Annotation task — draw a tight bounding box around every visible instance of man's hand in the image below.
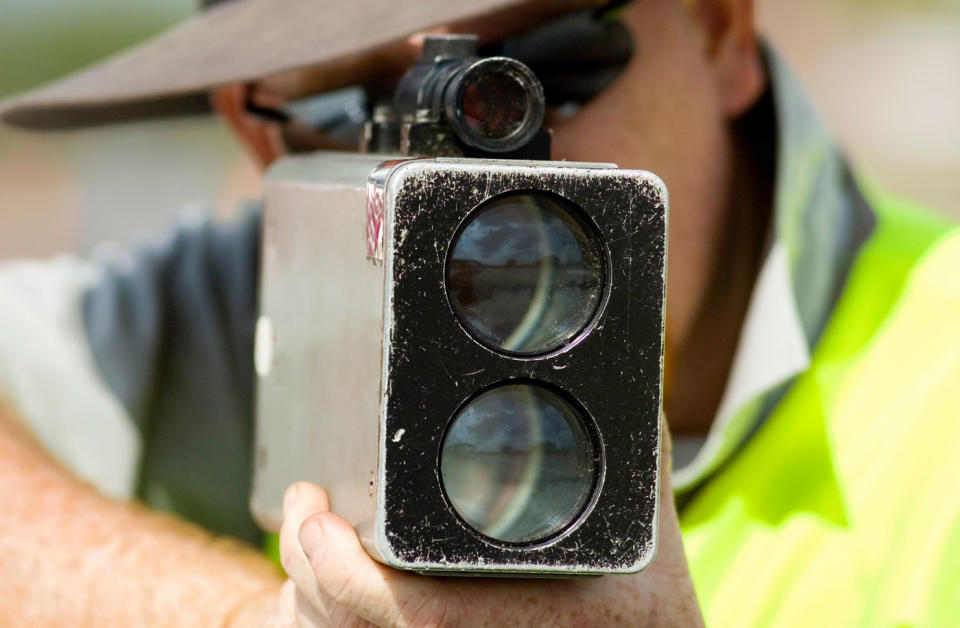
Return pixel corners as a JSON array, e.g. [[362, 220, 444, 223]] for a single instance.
[[270, 424, 703, 627]]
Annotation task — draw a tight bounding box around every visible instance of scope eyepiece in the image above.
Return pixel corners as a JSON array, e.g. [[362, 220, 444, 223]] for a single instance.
[[383, 35, 549, 158], [444, 58, 545, 154]]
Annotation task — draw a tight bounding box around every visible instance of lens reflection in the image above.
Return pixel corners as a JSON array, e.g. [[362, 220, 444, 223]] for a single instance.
[[446, 192, 604, 356], [460, 70, 529, 141], [440, 383, 596, 544]]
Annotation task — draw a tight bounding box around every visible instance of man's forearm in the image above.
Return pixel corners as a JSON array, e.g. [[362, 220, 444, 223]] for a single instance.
[[0, 402, 283, 626]]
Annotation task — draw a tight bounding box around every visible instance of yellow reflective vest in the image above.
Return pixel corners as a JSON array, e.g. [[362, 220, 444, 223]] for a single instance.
[[681, 194, 960, 627]]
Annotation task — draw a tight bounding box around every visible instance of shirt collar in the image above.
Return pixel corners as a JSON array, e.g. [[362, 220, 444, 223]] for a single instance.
[[672, 47, 876, 491]]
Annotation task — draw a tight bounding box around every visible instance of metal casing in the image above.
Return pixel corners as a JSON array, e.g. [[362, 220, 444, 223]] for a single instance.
[[251, 152, 395, 534], [251, 152, 667, 576]]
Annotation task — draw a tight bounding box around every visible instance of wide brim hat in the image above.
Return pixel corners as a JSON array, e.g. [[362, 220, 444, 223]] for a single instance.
[[0, 0, 598, 130]]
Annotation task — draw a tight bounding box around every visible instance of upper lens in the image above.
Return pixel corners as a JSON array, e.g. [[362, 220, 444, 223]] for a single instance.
[[446, 192, 605, 356], [440, 383, 597, 544]]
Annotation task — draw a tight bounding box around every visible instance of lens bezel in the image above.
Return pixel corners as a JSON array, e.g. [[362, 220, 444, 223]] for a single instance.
[[438, 378, 605, 549], [444, 189, 611, 359], [378, 160, 666, 574]]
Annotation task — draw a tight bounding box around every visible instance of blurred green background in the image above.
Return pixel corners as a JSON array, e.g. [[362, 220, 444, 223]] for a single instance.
[[0, 1, 193, 99], [0, 0, 958, 257], [0, 0, 257, 258]]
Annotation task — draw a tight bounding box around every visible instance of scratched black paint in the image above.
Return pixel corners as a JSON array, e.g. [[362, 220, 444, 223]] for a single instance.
[[381, 162, 666, 574]]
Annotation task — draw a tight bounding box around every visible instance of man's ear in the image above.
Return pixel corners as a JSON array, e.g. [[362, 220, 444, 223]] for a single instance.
[[690, 0, 766, 118], [209, 85, 286, 169]]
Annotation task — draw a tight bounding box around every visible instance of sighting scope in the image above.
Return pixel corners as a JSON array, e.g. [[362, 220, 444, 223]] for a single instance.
[[364, 35, 550, 159]]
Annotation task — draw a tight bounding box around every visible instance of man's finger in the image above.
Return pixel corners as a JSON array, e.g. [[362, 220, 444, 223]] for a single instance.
[[279, 482, 331, 596], [263, 579, 299, 628], [282, 481, 331, 519], [294, 585, 368, 628], [296, 512, 465, 627]]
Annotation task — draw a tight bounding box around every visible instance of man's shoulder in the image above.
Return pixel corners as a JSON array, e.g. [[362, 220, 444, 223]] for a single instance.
[[682, 192, 960, 627], [838, 189, 959, 333], [866, 190, 958, 261]]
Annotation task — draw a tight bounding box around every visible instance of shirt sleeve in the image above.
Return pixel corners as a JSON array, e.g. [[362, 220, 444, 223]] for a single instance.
[[0, 204, 262, 543], [82, 205, 262, 542], [0, 255, 140, 499]]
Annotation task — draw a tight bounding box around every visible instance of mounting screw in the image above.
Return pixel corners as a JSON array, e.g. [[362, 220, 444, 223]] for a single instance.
[[422, 34, 478, 60]]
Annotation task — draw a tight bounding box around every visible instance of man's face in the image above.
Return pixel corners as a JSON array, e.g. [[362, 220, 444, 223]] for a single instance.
[[548, 0, 748, 344], [231, 0, 757, 339], [246, 0, 738, 197], [551, 0, 733, 244]]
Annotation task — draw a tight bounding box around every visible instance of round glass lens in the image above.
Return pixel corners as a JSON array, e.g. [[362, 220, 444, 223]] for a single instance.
[[446, 192, 605, 355], [460, 69, 529, 141], [440, 383, 597, 544]]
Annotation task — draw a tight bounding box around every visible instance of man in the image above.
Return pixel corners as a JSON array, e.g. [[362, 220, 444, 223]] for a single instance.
[[1, 0, 957, 625]]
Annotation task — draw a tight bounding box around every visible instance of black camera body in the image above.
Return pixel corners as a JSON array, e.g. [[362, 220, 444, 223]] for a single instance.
[[250, 36, 667, 576]]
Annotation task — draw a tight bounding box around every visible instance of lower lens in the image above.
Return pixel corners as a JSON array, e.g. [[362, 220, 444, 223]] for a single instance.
[[440, 383, 597, 544]]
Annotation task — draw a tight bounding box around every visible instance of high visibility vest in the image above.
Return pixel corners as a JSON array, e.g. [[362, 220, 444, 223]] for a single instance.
[[681, 195, 960, 627]]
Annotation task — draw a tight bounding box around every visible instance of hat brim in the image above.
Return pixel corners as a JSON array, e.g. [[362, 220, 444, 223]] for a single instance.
[[0, 0, 594, 130]]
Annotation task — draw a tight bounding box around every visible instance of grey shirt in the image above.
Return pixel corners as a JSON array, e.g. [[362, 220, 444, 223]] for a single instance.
[[83, 206, 262, 542]]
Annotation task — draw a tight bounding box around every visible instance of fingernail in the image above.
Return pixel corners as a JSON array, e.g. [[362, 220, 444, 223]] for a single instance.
[[299, 517, 324, 559], [282, 483, 299, 515]]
